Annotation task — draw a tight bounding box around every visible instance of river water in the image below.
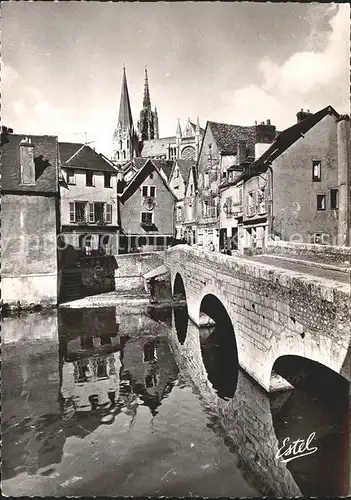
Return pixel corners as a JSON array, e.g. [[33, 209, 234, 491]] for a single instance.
[[2, 305, 349, 497]]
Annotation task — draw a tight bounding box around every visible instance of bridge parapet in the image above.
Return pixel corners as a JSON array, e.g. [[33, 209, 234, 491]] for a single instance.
[[165, 245, 350, 391], [266, 240, 351, 266]]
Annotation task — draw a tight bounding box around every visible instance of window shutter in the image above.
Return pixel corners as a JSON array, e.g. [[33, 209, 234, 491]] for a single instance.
[[89, 203, 95, 223], [69, 202, 75, 222], [106, 204, 112, 223]]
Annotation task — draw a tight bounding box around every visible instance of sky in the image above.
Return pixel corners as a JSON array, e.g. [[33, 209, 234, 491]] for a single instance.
[[2, 2, 350, 158]]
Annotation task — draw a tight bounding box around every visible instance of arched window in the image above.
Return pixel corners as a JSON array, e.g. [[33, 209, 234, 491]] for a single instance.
[[116, 151, 120, 160], [119, 140, 122, 149], [127, 139, 130, 149], [123, 151, 126, 160]]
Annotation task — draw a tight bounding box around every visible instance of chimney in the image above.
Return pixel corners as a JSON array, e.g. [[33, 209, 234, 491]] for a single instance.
[[20, 137, 35, 185], [255, 119, 276, 159], [296, 108, 313, 123], [237, 140, 246, 165]]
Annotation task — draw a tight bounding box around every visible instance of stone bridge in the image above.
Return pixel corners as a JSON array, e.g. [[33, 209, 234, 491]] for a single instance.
[[164, 245, 350, 392]]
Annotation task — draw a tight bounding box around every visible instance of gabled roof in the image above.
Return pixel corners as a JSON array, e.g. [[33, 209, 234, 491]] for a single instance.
[[189, 122, 205, 135], [123, 157, 174, 181], [238, 105, 341, 183], [171, 159, 194, 184], [59, 142, 83, 163], [185, 164, 198, 194], [59, 143, 118, 173], [120, 159, 177, 203], [1, 134, 59, 193], [208, 121, 256, 156]]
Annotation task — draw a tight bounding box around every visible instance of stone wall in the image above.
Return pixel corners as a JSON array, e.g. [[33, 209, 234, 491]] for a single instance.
[[165, 245, 350, 391], [114, 252, 165, 293], [79, 256, 117, 296], [266, 240, 351, 265], [1, 194, 58, 307]]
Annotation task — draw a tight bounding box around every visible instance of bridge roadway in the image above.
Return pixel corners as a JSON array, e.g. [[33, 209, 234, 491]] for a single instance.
[[237, 253, 350, 284], [164, 245, 350, 392]]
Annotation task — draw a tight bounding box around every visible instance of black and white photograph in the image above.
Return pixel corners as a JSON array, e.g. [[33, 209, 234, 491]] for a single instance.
[[1, 1, 350, 497]]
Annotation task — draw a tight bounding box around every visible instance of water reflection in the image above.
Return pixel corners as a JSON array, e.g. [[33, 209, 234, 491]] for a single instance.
[[2, 306, 349, 497], [168, 309, 349, 497], [2, 307, 178, 481]]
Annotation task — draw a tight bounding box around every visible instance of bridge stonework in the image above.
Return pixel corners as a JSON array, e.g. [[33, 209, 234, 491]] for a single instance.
[[165, 245, 350, 391]]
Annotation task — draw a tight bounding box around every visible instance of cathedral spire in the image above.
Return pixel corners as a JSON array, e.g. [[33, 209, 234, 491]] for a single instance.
[[118, 66, 133, 131], [143, 65, 151, 108]]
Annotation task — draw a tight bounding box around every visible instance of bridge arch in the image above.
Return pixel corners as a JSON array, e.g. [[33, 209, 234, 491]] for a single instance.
[[198, 294, 239, 399]]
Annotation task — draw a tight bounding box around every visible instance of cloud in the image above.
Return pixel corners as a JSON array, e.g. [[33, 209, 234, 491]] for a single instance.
[[229, 4, 349, 127]]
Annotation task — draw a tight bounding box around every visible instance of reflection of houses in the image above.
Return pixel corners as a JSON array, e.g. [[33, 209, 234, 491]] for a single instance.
[[61, 352, 121, 412], [235, 106, 350, 251], [118, 159, 176, 252], [1, 132, 60, 306], [59, 142, 120, 255]]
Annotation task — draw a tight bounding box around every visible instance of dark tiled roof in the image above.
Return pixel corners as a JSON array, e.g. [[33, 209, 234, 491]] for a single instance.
[[60, 143, 117, 173], [176, 159, 195, 183], [154, 159, 174, 180], [1, 134, 58, 193], [208, 121, 256, 156], [120, 159, 176, 203], [59, 142, 83, 163], [239, 105, 341, 183]]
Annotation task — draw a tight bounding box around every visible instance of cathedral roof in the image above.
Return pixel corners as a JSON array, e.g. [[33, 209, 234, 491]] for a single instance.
[[208, 121, 256, 156], [117, 67, 134, 131], [141, 136, 176, 157]]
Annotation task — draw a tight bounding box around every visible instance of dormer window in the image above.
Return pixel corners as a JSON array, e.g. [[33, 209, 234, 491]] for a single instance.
[[86, 171, 94, 186], [67, 169, 75, 185]]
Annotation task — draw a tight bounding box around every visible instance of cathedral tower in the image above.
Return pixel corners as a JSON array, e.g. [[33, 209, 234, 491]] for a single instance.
[[137, 67, 159, 141], [112, 66, 138, 164]]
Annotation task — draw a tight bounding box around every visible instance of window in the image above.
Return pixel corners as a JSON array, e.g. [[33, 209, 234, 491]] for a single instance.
[[119, 140, 122, 149], [127, 139, 130, 149], [258, 187, 266, 214], [71, 202, 86, 223], [312, 160, 321, 182], [67, 169, 75, 185], [141, 212, 153, 224], [204, 172, 209, 188], [104, 173, 111, 188], [225, 197, 232, 217], [330, 189, 339, 210], [105, 204, 112, 223], [175, 168, 179, 178], [314, 232, 328, 244], [89, 203, 95, 223], [149, 173, 154, 179], [190, 184, 194, 196], [95, 202, 105, 223], [176, 206, 182, 221], [116, 151, 120, 160], [142, 186, 156, 197], [317, 194, 326, 210], [86, 171, 94, 186], [222, 171, 227, 180], [247, 191, 255, 216], [123, 151, 126, 160]]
